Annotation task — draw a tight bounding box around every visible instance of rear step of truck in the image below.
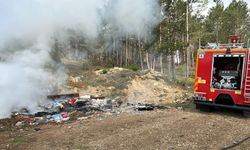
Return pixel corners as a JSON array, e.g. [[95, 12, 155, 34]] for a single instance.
[[244, 50, 250, 103]]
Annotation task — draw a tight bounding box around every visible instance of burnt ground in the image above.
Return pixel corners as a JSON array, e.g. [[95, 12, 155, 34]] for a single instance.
[[0, 107, 250, 150]]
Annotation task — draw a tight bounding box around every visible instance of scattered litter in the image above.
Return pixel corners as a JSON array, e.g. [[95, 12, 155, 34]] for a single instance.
[[15, 121, 24, 127], [51, 112, 69, 123], [51, 114, 62, 123], [127, 103, 167, 111], [24, 118, 33, 123], [12, 93, 121, 126], [77, 117, 88, 120], [69, 97, 77, 105], [12, 92, 170, 127], [34, 117, 47, 124], [80, 95, 91, 99], [135, 104, 155, 111], [90, 96, 105, 99]]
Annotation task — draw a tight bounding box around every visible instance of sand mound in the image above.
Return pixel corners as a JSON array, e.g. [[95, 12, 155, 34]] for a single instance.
[[127, 72, 191, 104]]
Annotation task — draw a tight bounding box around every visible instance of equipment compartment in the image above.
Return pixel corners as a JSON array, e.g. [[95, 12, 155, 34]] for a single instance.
[[211, 55, 244, 90]]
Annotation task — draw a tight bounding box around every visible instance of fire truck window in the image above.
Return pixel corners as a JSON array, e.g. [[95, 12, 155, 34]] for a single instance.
[[212, 57, 243, 90]]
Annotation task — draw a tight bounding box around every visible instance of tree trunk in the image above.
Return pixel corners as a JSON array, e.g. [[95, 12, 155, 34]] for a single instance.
[[186, 1, 190, 78], [167, 55, 171, 80], [160, 53, 163, 74], [159, 23, 163, 73], [153, 54, 156, 71], [191, 44, 195, 74], [150, 54, 153, 71], [171, 51, 176, 81], [120, 44, 123, 67], [125, 34, 128, 66], [186, 45, 190, 78], [146, 52, 150, 70], [115, 40, 119, 66], [138, 33, 144, 70]]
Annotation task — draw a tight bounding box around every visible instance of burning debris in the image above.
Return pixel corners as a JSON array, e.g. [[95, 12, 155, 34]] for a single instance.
[[127, 103, 155, 111], [10, 92, 169, 127], [12, 93, 112, 126]]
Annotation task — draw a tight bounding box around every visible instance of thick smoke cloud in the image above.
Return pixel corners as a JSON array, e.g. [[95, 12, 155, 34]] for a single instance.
[[0, 43, 66, 117], [0, 0, 160, 118]]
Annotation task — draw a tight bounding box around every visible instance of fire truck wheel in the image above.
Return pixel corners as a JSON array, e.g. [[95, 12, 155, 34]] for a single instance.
[[196, 104, 214, 112]]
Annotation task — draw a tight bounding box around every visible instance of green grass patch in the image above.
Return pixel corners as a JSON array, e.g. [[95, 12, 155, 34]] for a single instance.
[[176, 77, 194, 87], [126, 64, 140, 71], [101, 69, 108, 74], [10, 136, 30, 145], [0, 127, 11, 132]]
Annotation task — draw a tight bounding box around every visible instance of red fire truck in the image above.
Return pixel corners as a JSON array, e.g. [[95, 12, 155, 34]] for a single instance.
[[194, 35, 250, 114]]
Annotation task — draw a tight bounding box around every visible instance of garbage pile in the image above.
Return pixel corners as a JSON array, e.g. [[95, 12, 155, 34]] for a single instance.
[[11, 92, 169, 127], [14, 93, 120, 127], [127, 103, 155, 111]]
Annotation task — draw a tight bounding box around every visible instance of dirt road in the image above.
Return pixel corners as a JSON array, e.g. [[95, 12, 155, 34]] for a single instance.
[[1, 108, 250, 150]]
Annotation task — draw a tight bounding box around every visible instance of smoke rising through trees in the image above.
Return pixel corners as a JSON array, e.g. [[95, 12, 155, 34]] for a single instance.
[[0, 0, 161, 118]]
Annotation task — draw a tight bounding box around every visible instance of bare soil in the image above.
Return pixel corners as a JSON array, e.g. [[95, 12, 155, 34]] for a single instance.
[[1, 108, 250, 150], [127, 72, 191, 104]]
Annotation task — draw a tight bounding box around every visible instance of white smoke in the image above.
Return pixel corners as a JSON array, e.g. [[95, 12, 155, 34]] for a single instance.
[[0, 42, 67, 118], [107, 0, 160, 35], [0, 0, 160, 118]]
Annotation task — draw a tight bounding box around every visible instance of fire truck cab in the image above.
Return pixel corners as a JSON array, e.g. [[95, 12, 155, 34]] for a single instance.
[[194, 35, 250, 113]]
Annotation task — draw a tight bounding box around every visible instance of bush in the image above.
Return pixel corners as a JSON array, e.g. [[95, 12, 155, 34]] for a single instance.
[[101, 69, 108, 74], [95, 66, 102, 71], [176, 77, 194, 88], [126, 64, 140, 71]]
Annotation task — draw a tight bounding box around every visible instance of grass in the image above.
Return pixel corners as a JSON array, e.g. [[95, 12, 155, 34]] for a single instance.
[[126, 64, 140, 71], [101, 69, 108, 74], [176, 77, 194, 89], [10, 136, 30, 145], [0, 127, 11, 132]]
